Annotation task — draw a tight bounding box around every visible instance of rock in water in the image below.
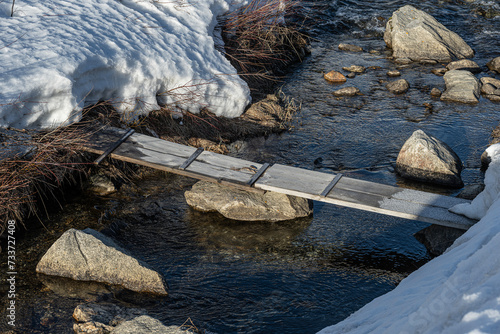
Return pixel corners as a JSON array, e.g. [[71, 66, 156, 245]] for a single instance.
[[185, 181, 313, 222], [324, 70, 347, 83], [446, 59, 481, 73], [440, 70, 480, 104], [386, 79, 410, 94], [338, 43, 363, 52], [384, 5, 474, 62], [110, 316, 189, 334], [36, 229, 167, 295], [487, 57, 500, 73], [395, 130, 463, 187], [332, 87, 361, 97]]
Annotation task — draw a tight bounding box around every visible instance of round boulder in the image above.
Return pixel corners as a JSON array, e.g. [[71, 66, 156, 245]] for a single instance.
[[384, 5, 474, 62], [184, 181, 313, 222], [395, 130, 463, 187]]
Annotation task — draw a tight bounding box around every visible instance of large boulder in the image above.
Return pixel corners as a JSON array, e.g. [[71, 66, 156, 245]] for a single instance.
[[384, 5, 474, 62], [440, 70, 480, 104], [36, 228, 167, 295], [395, 130, 463, 187], [185, 181, 313, 222]]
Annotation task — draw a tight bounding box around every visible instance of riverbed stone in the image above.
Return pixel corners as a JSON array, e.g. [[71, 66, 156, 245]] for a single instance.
[[414, 225, 465, 257], [184, 181, 313, 222], [446, 59, 481, 73], [395, 130, 463, 187], [333, 86, 361, 96], [73, 303, 147, 327], [430, 87, 442, 97], [440, 70, 480, 104], [86, 174, 117, 196], [431, 68, 447, 76], [36, 228, 167, 295], [324, 70, 347, 83], [387, 70, 401, 77], [386, 79, 409, 94], [384, 5, 474, 62], [338, 43, 363, 52], [110, 316, 189, 334], [342, 65, 366, 73], [487, 57, 500, 73]]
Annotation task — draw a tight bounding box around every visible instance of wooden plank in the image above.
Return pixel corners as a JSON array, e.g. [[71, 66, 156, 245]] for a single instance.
[[179, 147, 204, 170], [82, 128, 477, 229], [255, 164, 476, 229]]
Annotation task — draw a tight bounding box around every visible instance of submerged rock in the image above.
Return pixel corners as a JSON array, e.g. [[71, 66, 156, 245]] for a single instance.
[[342, 65, 366, 73], [184, 181, 313, 222], [480, 77, 500, 102], [395, 130, 463, 187], [387, 70, 401, 77], [333, 87, 361, 96], [111, 316, 189, 334], [440, 70, 480, 104], [73, 303, 147, 333], [338, 43, 363, 52], [384, 5, 474, 62], [414, 225, 465, 257], [386, 79, 409, 94], [36, 228, 167, 295]]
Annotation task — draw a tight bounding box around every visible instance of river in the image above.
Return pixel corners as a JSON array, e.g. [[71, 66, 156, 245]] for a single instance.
[[1, 0, 500, 333]]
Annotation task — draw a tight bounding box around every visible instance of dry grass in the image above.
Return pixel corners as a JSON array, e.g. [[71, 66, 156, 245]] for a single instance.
[[0, 124, 96, 226], [219, 0, 310, 95]]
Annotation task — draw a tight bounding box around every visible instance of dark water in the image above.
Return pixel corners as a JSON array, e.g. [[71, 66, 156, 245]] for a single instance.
[[2, 1, 500, 333]]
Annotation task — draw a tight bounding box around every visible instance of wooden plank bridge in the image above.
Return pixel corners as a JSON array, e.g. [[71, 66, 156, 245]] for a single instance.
[[82, 127, 477, 230]]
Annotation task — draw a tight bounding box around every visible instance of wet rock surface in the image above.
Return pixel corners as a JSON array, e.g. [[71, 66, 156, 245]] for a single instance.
[[414, 225, 465, 257], [386, 79, 409, 94]]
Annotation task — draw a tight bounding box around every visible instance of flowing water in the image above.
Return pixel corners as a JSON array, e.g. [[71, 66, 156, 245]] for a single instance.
[[2, 1, 500, 333]]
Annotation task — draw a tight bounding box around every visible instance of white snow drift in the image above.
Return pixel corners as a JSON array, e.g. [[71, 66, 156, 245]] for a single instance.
[[318, 144, 500, 334], [0, 0, 251, 129]]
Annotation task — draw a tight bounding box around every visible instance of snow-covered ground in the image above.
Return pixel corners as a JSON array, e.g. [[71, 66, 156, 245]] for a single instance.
[[0, 0, 250, 129], [318, 144, 500, 334]]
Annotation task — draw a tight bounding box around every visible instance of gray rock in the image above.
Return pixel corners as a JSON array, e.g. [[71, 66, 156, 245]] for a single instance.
[[74, 321, 113, 334], [346, 72, 356, 79], [384, 5, 474, 62], [387, 70, 401, 77], [342, 65, 366, 73], [110, 315, 190, 334], [487, 57, 500, 73], [446, 59, 481, 73], [87, 174, 116, 196], [36, 229, 167, 295], [482, 83, 497, 95], [394, 57, 413, 64], [73, 303, 147, 326], [338, 43, 363, 52], [430, 87, 442, 97], [414, 225, 465, 257], [485, 94, 500, 102], [395, 129, 463, 187], [480, 77, 500, 88], [386, 79, 410, 94], [440, 70, 480, 104], [419, 59, 438, 65], [333, 87, 361, 96], [185, 181, 313, 222]]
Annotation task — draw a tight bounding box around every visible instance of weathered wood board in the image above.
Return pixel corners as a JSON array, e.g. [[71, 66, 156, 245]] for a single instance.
[[82, 127, 478, 230]]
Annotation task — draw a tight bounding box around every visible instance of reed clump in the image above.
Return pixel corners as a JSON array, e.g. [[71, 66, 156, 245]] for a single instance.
[[219, 0, 310, 95]]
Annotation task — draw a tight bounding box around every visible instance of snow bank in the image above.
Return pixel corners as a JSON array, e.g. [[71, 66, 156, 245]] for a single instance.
[[0, 0, 251, 129], [318, 143, 500, 334]]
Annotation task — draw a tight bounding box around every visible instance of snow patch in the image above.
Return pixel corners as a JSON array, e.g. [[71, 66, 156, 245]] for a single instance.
[[318, 143, 500, 334], [0, 0, 251, 129]]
